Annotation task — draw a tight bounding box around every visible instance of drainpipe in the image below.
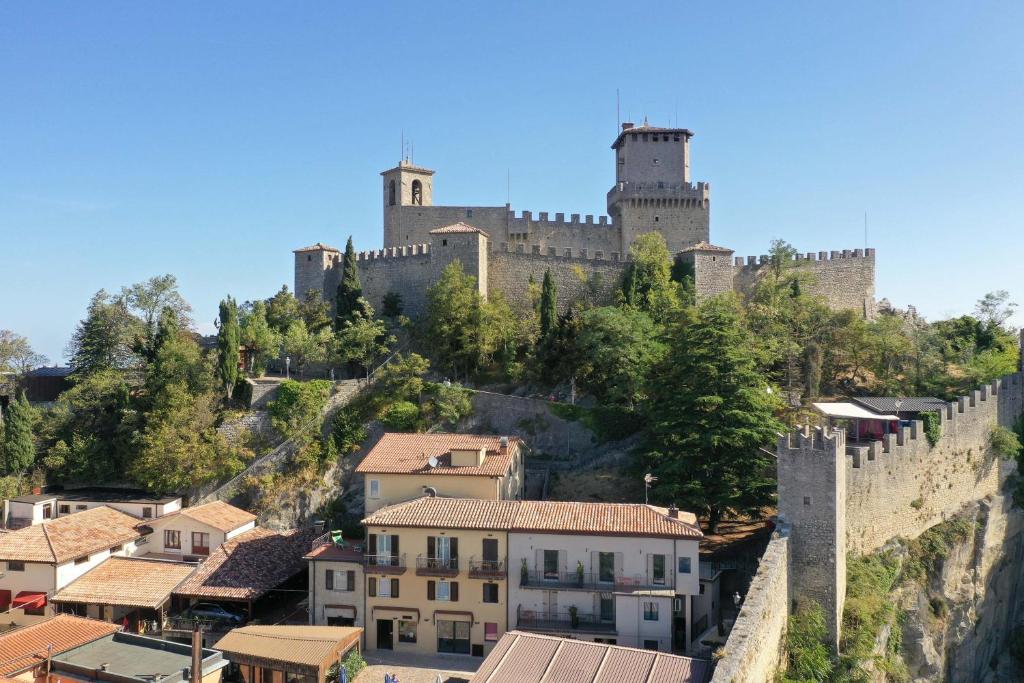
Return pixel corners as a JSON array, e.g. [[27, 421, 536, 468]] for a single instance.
[[190, 624, 202, 683]]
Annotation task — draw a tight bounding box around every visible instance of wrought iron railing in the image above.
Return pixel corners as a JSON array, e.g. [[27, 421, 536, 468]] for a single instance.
[[468, 557, 506, 578], [415, 555, 459, 574], [519, 569, 670, 592], [364, 552, 405, 568], [516, 605, 616, 633]]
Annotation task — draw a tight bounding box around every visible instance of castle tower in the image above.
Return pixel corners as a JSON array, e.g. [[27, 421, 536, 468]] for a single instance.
[[293, 242, 341, 301], [677, 241, 735, 302], [381, 161, 435, 248], [607, 121, 711, 255]]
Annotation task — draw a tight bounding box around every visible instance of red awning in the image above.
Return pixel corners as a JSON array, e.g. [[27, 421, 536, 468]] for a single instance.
[[0, 590, 10, 609], [13, 591, 47, 609]]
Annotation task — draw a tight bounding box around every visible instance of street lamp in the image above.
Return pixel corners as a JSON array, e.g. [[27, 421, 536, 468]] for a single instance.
[[644, 473, 657, 504], [285, 356, 291, 380]]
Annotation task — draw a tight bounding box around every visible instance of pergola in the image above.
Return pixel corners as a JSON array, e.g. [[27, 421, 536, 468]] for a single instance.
[[812, 402, 900, 444]]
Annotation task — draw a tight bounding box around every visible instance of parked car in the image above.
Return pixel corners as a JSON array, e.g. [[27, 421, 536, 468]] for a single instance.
[[181, 603, 244, 625]]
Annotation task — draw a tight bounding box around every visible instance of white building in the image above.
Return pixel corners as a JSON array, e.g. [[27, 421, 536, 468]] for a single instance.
[[2, 487, 181, 530], [141, 500, 256, 560]]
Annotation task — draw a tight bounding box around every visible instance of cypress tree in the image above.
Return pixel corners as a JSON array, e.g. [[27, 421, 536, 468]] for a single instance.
[[217, 296, 240, 398], [539, 269, 557, 340], [3, 392, 36, 474], [335, 236, 364, 330]]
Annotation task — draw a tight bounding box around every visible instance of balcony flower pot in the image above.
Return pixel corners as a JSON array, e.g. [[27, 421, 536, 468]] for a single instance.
[[520, 558, 529, 586], [576, 561, 585, 587], [569, 605, 579, 629]]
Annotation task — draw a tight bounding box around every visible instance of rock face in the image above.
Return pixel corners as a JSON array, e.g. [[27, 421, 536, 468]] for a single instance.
[[898, 494, 1024, 683]]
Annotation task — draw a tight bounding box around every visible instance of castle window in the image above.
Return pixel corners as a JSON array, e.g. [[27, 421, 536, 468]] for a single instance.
[[663, 135, 669, 141], [654, 217, 659, 222], [673, 135, 680, 141], [307, 255, 312, 262], [466, 209, 473, 218], [653, 159, 659, 165], [442, 239, 448, 246], [389, 179, 396, 206], [804, 496, 812, 506], [642, 133, 648, 141], [411, 179, 423, 205]]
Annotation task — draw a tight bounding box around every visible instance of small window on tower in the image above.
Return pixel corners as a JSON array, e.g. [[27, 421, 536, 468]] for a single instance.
[[654, 217, 659, 222], [467, 209, 473, 218], [653, 158, 659, 165], [443, 239, 448, 246], [307, 255, 312, 262], [673, 135, 680, 142], [411, 179, 423, 206], [663, 135, 669, 141], [389, 179, 396, 206]]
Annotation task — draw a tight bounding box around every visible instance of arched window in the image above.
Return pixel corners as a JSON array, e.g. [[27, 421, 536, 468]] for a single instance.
[[388, 180, 396, 206], [411, 179, 422, 206]]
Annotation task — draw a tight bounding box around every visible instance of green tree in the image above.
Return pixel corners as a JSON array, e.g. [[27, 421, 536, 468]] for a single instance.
[[576, 306, 665, 408], [282, 320, 330, 379], [539, 269, 557, 340], [3, 392, 37, 474], [300, 290, 333, 334], [336, 304, 394, 379], [122, 274, 192, 360], [375, 353, 430, 402], [216, 296, 241, 398], [335, 236, 365, 330], [265, 285, 302, 333], [0, 330, 47, 375], [430, 382, 473, 426], [268, 380, 333, 441], [642, 294, 783, 532], [424, 261, 485, 378], [67, 290, 143, 375], [382, 292, 404, 319], [620, 232, 679, 323], [147, 308, 214, 398], [240, 301, 282, 376]]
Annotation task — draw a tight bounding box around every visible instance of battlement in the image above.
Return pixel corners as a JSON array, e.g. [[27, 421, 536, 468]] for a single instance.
[[497, 242, 629, 262], [609, 180, 710, 198], [778, 424, 846, 454], [508, 209, 615, 227], [355, 243, 431, 262], [734, 247, 876, 268]]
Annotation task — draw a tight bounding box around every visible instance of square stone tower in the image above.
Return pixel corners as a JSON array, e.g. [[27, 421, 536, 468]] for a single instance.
[[607, 121, 711, 255], [381, 161, 435, 248]]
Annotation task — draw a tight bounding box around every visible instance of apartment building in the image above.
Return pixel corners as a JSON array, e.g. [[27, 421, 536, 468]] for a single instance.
[[2, 488, 181, 530], [305, 539, 365, 629], [141, 500, 256, 559], [355, 434, 524, 514], [350, 496, 703, 657]]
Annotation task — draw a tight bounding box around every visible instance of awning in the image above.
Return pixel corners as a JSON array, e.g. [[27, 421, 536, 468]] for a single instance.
[[0, 589, 11, 609], [371, 606, 419, 621], [433, 610, 474, 621], [812, 402, 899, 421], [13, 591, 47, 609], [325, 605, 357, 618]]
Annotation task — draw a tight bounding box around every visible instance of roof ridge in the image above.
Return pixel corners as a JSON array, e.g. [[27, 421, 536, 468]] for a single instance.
[[40, 521, 57, 562], [536, 637, 566, 683]]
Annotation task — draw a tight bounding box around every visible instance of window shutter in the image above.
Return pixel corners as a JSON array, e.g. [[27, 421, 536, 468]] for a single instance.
[[369, 535, 377, 556], [326, 569, 334, 590], [391, 535, 399, 558], [427, 580, 435, 601], [391, 579, 399, 598], [451, 581, 459, 602], [428, 536, 435, 558], [614, 552, 624, 578], [646, 554, 654, 582], [558, 550, 567, 573], [535, 549, 544, 571], [591, 551, 599, 574], [450, 537, 459, 561], [346, 570, 355, 591], [368, 577, 377, 597]]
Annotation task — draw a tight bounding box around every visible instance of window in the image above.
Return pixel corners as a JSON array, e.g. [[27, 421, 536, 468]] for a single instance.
[[164, 530, 181, 550], [75, 504, 87, 511], [598, 552, 615, 583], [398, 620, 417, 643], [58, 504, 70, 514], [644, 639, 659, 650], [411, 180, 423, 206], [42, 504, 52, 519], [369, 479, 380, 499], [652, 555, 666, 585], [429, 580, 458, 602], [23, 604, 45, 616], [654, 216, 660, 222], [484, 622, 498, 642], [653, 158, 659, 165], [110, 545, 123, 554], [326, 569, 355, 591], [466, 209, 473, 218], [543, 550, 559, 580], [644, 602, 659, 621], [804, 496, 811, 506], [142, 507, 153, 519], [442, 239, 448, 246], [388, 179, 396, 206], [7, 561, 25, 572], [192, 532, 210, 555], [678, 557, 691, 574], [599, 596, 614, 622], [699, 583, 706, 595], [482, 583, 498, 604], [378, 577, 392, 598], [74, 555, 89, 565]]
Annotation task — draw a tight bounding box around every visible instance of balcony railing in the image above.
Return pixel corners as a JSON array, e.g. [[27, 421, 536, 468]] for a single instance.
[[468, 557, 507, 579], [364, 553, 406, 574], [516, 606, 616, 634], [519, 569, 671, 592], [415, 555, 459, 576]]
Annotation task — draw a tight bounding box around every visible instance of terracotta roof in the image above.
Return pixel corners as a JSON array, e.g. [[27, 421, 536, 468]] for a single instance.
[[303, 544, 364, 562], [155, 501, 256, 533], [611, 123, 695, 149], [429, 222, 490, 237], [0, 506, 142, 563], [363, 498, 702, 539], [174, 527, 318, 601], [679, 241, 734, 254], [293, 243, 341, 253], [51, 557, 197, 609], [0, 615, 119, 675], [355, 433, 521, 477], [379, 162, 435, 176], [214, 626, 361, 668], [471, 631, 712, 683]]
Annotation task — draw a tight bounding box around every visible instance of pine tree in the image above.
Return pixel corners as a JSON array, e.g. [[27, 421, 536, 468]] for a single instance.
[[3, 392, 36, 474], [217, 296, 240, 399], [642, 294, 783, 532], [335, 236, 364, 330], [539, 269, 557, 341]]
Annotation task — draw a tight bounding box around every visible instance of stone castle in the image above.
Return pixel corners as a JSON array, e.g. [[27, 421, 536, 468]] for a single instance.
[[294, 120, 876, 317]]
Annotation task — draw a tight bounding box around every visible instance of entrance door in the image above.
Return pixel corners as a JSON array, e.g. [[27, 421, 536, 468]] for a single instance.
[[437, 620, 471, 654], [482, 538, 498, 563], [376, 619, 394, 649], [544, 590, 558, 619]]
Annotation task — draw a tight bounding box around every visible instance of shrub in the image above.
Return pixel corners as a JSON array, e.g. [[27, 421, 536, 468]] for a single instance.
[[902, 516, 974, 584], [921, 412, 941, 448], [549, 403, 645, 444], [380, 401, 420, 431], [991, 425, 1022, 459], [910, 497, 924, 510], [326, 650, 366, 683], [426, 381, 473, 426], [782, 601, 835, 682], [328, 406, 368, 457], [840, 552, 900, 667], [268, 380, 332, 442]]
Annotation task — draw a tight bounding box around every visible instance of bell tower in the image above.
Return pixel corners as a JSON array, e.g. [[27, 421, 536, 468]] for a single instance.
[[381, 161, 435, 248]]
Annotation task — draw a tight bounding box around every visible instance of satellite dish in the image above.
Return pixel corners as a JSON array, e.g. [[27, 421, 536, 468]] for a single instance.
[[428, 455, 439, 468]]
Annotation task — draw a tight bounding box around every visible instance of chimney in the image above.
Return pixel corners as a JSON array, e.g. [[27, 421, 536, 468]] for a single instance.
[[191, 624, 203, 683], [499, 436, 509, 452], [621, 122, 634, 131], [313, 519, 325, 533], [31, 487, 42, 495], [667, 505, 679, 519]]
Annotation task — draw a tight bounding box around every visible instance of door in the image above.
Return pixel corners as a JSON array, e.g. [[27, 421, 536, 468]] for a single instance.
[[376, 619, 393, 649], [482, 538, 498, 570], [437, 620, 471, 654], [544, 590, 558, 619]]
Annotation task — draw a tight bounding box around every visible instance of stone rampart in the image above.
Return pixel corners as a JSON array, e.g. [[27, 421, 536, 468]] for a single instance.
[[710, 532, 790, 683], [488, 248, 629, 314], [355, 244, 435, 318]]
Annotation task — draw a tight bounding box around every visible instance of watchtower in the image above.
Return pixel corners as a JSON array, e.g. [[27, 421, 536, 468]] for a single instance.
[[607, 121, 711, 255], [381, 161, 435, 248]]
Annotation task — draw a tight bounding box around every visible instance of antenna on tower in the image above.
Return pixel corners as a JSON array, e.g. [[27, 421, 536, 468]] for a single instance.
[[864, 211, 868, 250], [506, 168, 510, 206], [616, 88, 620, 132], [401, 129, 404, 162]]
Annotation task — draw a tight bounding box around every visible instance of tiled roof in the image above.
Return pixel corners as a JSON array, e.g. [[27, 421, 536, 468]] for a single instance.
[[25, 366, 73, 378], [850, 396, 948, 414], [293, 243, 341, 253], [51, 557, 197, 609], [363, 498, 702, 540], [679, 241, 734, 254], [429, 223, 490, 237], [379, 162, 435, 176], [214, 626, 361, 668], [0, 506, 142, 563], [0, 615, 119, 675], [355, 433, 521, 477], [174, 527, 318, 601], [159, 501, 256, 533], [611, 124, 695, 149], [303, 544, 364, 562], [470, 631, 712, 683]]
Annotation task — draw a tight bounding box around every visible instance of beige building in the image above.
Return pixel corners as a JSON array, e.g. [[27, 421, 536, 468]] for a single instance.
[[355, 433, 524, 514], [305, 541, 365, 629], [142, 500, 257, 559], [352, 497, 703, 657], [214, 625, 362, 683]]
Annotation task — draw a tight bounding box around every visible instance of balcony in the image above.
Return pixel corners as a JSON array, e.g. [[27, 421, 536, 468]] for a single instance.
[[415, 555, 459, 577], [468, 557, 507, 580], [516, 606, 616, 635], [519, 569, 671, 593], [364, 553, 407, 575]]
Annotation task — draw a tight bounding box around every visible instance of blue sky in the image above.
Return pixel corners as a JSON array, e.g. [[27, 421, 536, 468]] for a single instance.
[[2, 1, 1022, 362]]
